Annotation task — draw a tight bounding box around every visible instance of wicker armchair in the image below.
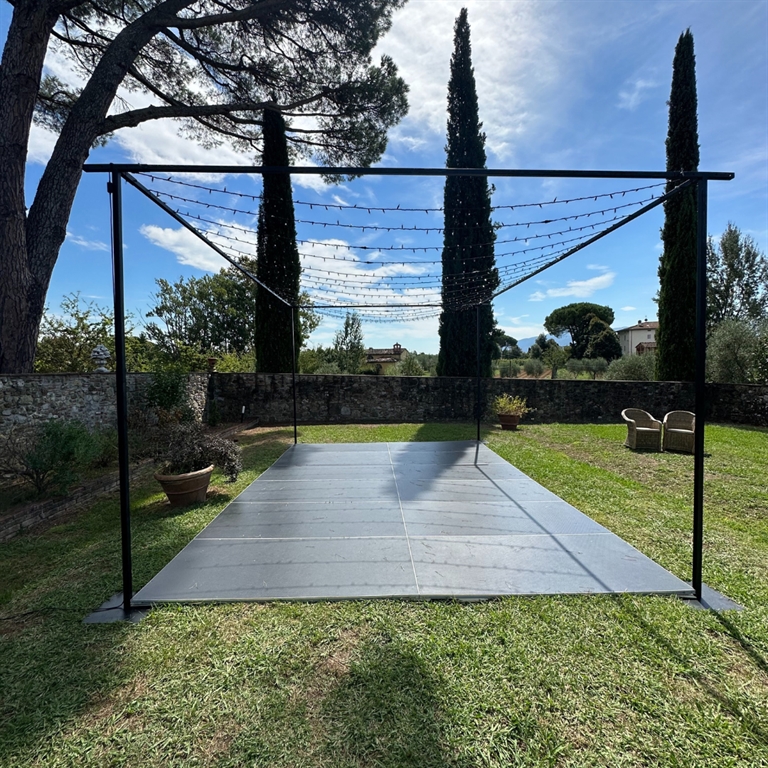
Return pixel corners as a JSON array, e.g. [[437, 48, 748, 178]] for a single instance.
[[621, 408, 662, 451], [663, 411, 695, 453]]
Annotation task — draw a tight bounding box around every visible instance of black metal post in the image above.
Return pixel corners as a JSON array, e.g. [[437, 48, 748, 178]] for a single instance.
[[109, 170, 132, 613], [291, 307, 298, 445], [476, 304, 481, 442], [692, 179, 708, 601]]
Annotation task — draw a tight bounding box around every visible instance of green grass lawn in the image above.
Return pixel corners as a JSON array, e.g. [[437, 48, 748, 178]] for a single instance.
[[1, 422, 766, 767]]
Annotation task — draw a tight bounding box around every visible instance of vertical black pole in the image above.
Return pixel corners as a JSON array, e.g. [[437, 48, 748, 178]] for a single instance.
[[476, 303, 481, 442], [692, 179, 708, 601], [291, 306, 298, 445], [109, 170, 132, 613]]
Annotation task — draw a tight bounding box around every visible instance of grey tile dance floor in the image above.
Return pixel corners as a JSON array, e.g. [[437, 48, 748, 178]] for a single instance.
[[132, 441, 694, 604]]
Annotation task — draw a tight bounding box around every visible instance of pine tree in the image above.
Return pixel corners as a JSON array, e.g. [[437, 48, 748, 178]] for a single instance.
[[436, 9, 499, 378], [255, 109, 301, 373], [656, 29, 700, 381]]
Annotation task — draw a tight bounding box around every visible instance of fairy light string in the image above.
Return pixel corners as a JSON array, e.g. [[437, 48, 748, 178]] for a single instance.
[[132, 173, 681, 324]]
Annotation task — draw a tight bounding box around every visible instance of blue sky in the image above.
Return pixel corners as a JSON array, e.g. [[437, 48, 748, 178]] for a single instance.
[[3, 0, 767, 353]]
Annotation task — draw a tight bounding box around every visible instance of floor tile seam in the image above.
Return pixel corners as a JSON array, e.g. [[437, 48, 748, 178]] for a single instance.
[[195, 535, 414, 541], [194, 532, 615, 542], [388, 442, 421, 595]]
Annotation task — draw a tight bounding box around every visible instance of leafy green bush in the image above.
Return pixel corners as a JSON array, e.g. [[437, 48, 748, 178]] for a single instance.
[[387, 356, 426, 376], [707, 319, 764, 384], [523, 358, 544, 378], [145, 369, 193, 422], [0, 420, 99, 496], [583, 357, 608, 379], [605, 353, 656, 381], [156, 422, 242, 481], [492, 394, 533, 416], [89, 427, 119, 468]]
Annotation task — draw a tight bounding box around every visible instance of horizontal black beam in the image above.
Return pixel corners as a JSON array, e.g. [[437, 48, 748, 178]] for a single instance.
[[83, 164, 735, 181]]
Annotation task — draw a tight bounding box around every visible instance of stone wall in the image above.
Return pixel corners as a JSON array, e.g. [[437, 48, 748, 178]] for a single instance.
[[210, 373, 768, 427], [0, 373, 209, 437], [1, 373, 766, 437]]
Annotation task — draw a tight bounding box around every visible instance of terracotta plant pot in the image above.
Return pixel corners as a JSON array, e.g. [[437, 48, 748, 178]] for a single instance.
[[498, 413, 521, 431], [154, 465, 214, 507]]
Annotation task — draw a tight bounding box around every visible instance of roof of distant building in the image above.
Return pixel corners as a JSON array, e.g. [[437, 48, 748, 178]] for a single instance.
[[366, 343, 407, 364], [617, 320, 659, 333]]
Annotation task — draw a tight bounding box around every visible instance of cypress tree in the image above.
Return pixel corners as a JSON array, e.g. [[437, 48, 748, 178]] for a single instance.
[[436, 8, 499, 378], [255, 108, 301, 373], [656, 29, 699, 381]]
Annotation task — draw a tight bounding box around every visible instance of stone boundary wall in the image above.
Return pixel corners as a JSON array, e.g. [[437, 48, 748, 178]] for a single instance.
[[211, 373, 768, 427], [0, 373, 209, 437], [1, 373, 766, 438]]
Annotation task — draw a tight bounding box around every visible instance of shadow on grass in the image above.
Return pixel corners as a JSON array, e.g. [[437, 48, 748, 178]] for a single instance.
[[713, 612, 768, 678], [412, 421, 487, 444], [318, 634, 464, 768], [618, 599, 768, 746], [315, 630, 562, 768], [0, 436, 291, 762]]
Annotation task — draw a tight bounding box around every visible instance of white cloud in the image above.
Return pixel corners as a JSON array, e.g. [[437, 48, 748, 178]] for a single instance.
[[140, 224, 230, 272], [617, 77, 658, 111], [586, 263, 609, 271], [528, 271, 615, 301], [620, 305, 637, 312], [376, 0, 573, 162], [28, 125, 58, 165], [66, 231, 109, 251], [547, 271, 615, 297]]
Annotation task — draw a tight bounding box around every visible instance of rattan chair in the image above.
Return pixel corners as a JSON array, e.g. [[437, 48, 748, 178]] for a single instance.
[[621, 408, 662, 451], [663, 410, 695, 453]]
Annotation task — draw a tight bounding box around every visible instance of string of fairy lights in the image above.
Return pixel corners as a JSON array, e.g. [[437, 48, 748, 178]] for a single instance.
[[134, 172, 675, 323]]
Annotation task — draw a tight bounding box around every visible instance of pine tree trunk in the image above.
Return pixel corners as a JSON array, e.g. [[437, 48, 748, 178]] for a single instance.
[[0, 2, 57, 373], [0, 0, 192, 373]]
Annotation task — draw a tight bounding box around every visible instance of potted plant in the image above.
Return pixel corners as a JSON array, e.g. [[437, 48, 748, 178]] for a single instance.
[[154, 422, 242, 507], [493, 394, 533, 431]]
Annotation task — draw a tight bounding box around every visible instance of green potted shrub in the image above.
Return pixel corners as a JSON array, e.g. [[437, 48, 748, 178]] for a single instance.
[[492, 394, 533, 431], [154, 422, 242, 507]]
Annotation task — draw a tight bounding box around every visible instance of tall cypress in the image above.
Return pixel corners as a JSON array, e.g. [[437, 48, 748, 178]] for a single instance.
[[656, 29, 700, 381], [436, 8, 499, 378], [255, 108, 301, 373]]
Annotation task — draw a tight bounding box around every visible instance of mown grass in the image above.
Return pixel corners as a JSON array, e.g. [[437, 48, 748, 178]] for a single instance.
[[1, 422, 766, 767]]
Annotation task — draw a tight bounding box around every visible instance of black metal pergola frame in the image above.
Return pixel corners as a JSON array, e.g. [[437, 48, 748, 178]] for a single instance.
[[83, 162, 733, 613]]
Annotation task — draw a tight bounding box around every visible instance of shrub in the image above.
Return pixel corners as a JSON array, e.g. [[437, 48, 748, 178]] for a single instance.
[[566, 358, 585, 376], [605, 353, 656, 381], [0, 420, 99, 496], [707, 319, 762, 384], [90, 427, 119, 468], [314, 362, 341, 375], [145, 369, 192, 422], [583, 357, 608, 379], [492, 394, 533, 416], [387, 356, 426, 376], [157, 422, 242, 481], [497, 359, 520, 378], [523, 358, 544, 378]]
